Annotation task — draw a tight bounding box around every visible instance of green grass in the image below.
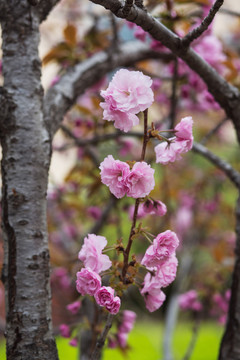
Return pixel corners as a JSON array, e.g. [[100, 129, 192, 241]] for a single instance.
[[0, 321, 223, 360]]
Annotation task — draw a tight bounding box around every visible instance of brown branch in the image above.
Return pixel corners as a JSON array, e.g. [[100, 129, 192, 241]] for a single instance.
[[122, 109, 149, 280], [182, 0, 224, 47], [91, 313, 114, 360], [192, 142, 240, 189]]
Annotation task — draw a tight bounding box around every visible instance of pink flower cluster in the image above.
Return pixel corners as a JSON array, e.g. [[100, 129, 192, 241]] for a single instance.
[[179, 290, 202, 312], [100, 155, 155, 199], [76, 234, 121, 314], [155, 117, 193, 165], [129, 199, 167, 220], [100, 69, 154, 132], [141, 230, 179, 312]]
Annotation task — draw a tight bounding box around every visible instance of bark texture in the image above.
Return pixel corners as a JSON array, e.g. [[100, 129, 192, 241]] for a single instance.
[[0, 2, 58, 359], [219, 194, 240, 360]]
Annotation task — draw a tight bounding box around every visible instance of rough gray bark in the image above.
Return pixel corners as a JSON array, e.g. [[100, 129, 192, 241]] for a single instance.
[[0, 1, 58, 359], [219, 194, 240, 360], [44, 41, 173, 137]]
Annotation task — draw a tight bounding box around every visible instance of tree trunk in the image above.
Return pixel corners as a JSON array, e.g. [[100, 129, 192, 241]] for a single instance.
[[0, 1, 58, 359], [219, 193, 240, 360]]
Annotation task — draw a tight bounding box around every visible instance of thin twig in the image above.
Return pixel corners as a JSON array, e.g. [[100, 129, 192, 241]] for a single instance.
[[169, 58, 178, 128], [182, 0, 224, 47], [91, 313, 114, 360], [200, 118, 228, 145], [122, 0, 134, 16], [219, 8, 240, 18], [182, 318, 200, 360], [192, 142, 240, 189], [122, 109, 149, 280]]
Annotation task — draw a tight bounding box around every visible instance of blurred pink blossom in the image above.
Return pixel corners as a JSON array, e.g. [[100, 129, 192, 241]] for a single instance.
[[179, 290, 202, 312], [59, 324, 71, 338], [66, 300, 81, 314]]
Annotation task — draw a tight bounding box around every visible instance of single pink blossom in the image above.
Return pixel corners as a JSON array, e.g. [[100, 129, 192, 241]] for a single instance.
[[155, 254, 178, 287], [141, 230, 179, 268], [59, 324, 71, 338], [100, 155, 130, 198], [155, 117, 193, 164], [100, 69, 153, 132], [78, 234, 112, 273], [155, 139, 183, 165], [125, 162, 155, 198], [101, 103, 139, 132], [66, 300, 81, 314], [76, 268, 101, 296], [107, 296, 121, 315], [95, 286, 121, 314], [141, 273, 166, 312], [175, 116, 193, 141]]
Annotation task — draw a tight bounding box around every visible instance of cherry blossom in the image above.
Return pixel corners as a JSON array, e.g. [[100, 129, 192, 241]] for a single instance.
[[78, 234, 112, 273]]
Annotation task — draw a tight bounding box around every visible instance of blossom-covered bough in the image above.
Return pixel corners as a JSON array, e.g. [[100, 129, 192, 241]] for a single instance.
[[71, 69, 193, 358]]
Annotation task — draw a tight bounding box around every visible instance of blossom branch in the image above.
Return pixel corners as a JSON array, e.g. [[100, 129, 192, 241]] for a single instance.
[[44, 41, 173, 138], [122, 109, 149, 280], [88, 0, 240, 143], [182, 0, 224, 47], [192, 142, 240, 189], [91, 313, 114, 360]]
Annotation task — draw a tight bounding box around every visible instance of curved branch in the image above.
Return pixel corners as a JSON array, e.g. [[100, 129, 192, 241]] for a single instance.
[[192, 142, 240, 189], [59, 126, 240, 189], [44, 41, 173, 137], [88, 0, 240, 142]]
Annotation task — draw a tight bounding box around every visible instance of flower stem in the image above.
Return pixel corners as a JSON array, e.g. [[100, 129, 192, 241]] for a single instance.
[[122, 109, 149, 281]]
